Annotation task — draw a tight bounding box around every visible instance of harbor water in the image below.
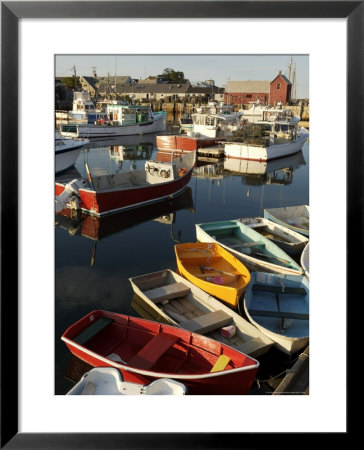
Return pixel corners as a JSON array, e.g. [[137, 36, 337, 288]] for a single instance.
[[55, 118, 309, 395]]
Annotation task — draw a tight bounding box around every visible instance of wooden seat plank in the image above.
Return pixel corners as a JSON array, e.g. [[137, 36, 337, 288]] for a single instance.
[[252, 284, 307, 295], [128, 333, 180, 370], [179, 310, 233, 334], [210, 355, 231, 372], [249, 309, 309, 320], [144, 282, 190, 303], [73, 317, 113, 345]]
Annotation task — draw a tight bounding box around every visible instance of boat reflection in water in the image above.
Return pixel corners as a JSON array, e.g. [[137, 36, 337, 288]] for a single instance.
[[55, 186, 195, 264], [223, 150, 306, 186]]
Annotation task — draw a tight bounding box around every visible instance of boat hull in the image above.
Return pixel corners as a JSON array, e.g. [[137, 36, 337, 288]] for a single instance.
[[238, 217, 308, 256], [156, 134, 224, 152], [224, 130, 309, 162], [61, 112, 166, 138], [129, 269, 274, 358], [174, 242, 251, 308], [66, 367, 187, 395], [300, 243, 309, 279], [55, 151, 196, 216], [264, 205, 309, 237], [195, 220, 303, 276], [55, 139, 89, 173], [61, 310, 259, 395], [243, 272, 309, 355]]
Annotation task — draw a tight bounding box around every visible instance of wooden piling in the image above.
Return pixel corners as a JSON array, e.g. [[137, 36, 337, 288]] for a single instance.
[[272, 346, 309, 394]]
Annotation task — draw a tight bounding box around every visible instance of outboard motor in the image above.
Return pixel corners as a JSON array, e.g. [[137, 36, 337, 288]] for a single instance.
[[55, 179, 88, 213]]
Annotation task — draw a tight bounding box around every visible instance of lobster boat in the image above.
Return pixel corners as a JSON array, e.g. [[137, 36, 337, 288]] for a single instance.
[[55, 151, 196, 216]]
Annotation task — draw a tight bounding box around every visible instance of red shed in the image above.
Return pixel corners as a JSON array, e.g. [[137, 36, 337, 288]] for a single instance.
[[269, 71, 292, 105]]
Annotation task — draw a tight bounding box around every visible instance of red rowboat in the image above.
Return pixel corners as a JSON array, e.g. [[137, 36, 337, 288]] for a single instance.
[[55, 150, 196, 217], [61, 310, 259, 395]]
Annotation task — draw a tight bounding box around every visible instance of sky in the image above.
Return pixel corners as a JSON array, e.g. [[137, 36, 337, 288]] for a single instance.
[[55, 54, 309, 98]]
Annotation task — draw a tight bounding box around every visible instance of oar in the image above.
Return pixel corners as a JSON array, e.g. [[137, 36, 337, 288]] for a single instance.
[[199, 265, 245, 277], [249, 250, 291, 265]]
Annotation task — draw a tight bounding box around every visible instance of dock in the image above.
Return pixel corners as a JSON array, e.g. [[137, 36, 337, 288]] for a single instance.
[[197, 146, 224, 159], [272, 346, 309, 394]]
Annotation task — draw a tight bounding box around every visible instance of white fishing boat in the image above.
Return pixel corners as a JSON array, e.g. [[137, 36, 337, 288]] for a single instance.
[[300, 242, 309, 279], [67, 367, 187, 395], [243, 272, 309, 355], [129, 269, 274, 358], [189, 110, 242, 139], [264, 205, 309, 237], [224, 116, 309, 162], [56, 91, 109, 123], [240, 101, 298, 123], [238, 217, 309, 256], [55, 133, 89, 173], [223, 149, 306, 176], [60, 104, 166, 138]]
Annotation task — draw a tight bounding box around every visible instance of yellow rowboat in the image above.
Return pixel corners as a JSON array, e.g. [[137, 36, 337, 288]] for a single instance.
[[174, 242, 251, 309]]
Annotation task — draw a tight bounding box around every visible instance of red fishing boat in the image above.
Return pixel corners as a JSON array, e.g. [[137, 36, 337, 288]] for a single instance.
[[61, 310, 259, 395], [156, 134, 224, 153], [55, 151, 196, 216]]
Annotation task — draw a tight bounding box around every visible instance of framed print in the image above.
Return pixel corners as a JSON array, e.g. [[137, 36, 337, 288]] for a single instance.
[[1, 1, 360, 447]]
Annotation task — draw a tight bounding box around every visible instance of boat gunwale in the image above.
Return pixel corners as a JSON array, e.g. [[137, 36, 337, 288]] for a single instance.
[[195, 223, 303, 275], [129, 268, 274, 351], [61, 337, 259, 381]]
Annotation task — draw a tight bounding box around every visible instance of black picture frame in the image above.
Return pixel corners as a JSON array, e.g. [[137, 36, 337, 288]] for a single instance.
[[1, 1, 358, 448]]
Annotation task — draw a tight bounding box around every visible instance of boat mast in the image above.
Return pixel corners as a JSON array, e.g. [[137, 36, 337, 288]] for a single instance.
[[73, 65, 77, 90]]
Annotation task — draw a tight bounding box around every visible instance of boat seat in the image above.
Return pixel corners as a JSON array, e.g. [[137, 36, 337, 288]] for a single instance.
[[144, 282, 191, 303], [252, 284, 307, 295], [128, 333, 180, 370], [72, 317, 114, 345], [179, 310, 233, 334], [203, 225, 239, 231], [228, 241, 262, 249], [210, 355, 231, 373], [249, 309, 309, 320]]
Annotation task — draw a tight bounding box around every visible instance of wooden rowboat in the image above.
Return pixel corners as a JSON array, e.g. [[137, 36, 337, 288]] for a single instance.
[[61, 310, 259, 395], [67, 367, 187, 395], [174, 242, 251, 308], [300, 242, 309, 279], [243, 272, 309, 355], [238, 217, 308, 256], [129, 269, 274, 358], [195, 220, 303, 276], [264, 205, 309, 237]]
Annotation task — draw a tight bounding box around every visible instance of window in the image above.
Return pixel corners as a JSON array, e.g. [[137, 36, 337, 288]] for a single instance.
[[277, 83, 281, 90]]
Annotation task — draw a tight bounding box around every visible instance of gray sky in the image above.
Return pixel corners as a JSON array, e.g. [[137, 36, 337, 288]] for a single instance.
[[56, 54, 309, 98]]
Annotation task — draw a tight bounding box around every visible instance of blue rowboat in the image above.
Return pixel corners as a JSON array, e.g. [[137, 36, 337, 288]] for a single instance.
[[243, 272, 309, 355]]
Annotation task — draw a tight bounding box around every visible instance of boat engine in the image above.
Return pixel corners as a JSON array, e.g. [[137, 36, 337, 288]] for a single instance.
[[55, 179, 88, 213]]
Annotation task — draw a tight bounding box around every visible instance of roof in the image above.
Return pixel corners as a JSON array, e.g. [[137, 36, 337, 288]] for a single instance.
[[80, 76, 99, 89], [97, 75, 132, 84], [98, 82, 191, 94], [271, 73, 292, 85], [187, 86, 224, 94], [225, 80, 270, 93]]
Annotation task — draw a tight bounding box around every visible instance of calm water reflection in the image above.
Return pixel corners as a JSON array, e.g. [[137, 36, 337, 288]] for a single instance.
[[55, 127, 309, 394]]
